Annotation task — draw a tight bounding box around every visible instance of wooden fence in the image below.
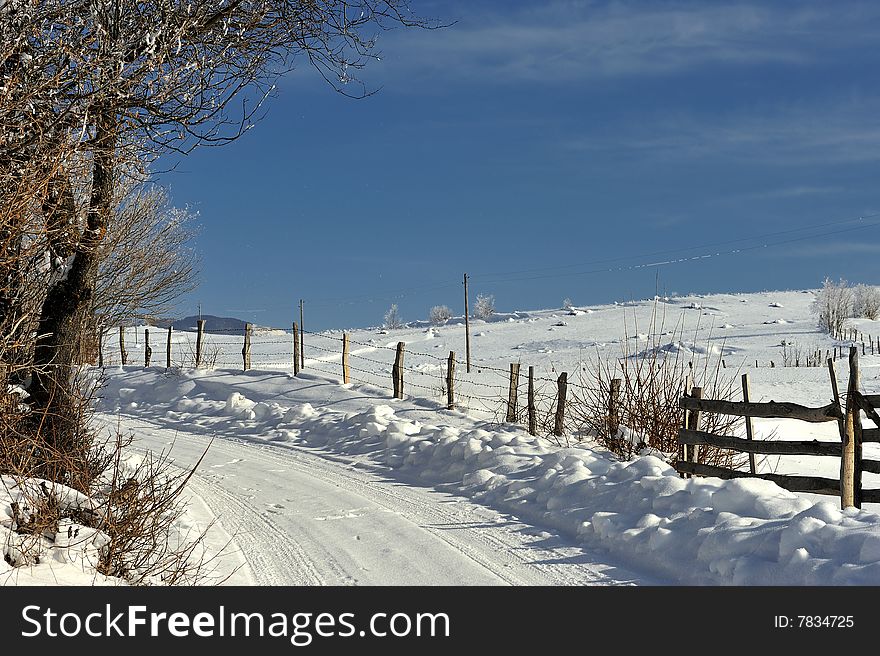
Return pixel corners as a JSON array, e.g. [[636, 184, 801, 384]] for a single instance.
[[676, 346, 879, 509]]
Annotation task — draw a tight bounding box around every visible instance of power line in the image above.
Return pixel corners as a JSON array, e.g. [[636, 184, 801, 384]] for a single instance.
[[473, 214, 880, 285], [470, 211, 880, 282], [290, 209, 880, 310]]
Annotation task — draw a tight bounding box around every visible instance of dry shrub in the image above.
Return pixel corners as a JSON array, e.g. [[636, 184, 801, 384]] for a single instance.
[[569, 303, 747, 468], [3, 371, 109, 493], [0, 370, 224, 585], [1, 423, 223, 584], [177, 336, 221, 369], [93, 432, 220, 584]]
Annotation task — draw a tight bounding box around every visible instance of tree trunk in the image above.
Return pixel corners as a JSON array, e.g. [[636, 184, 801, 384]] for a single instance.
[[28, 113, 117, 451]]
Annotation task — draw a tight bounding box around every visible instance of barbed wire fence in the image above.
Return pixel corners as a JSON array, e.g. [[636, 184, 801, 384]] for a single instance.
[[98, 314, 869, 446], [97, 321, 612, 441]]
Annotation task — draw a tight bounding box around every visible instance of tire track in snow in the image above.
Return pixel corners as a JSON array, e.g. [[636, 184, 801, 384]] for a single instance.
[[176, 423, 622, 586], [104, 412, 634, 586], [252, 445, 621, 586], [185, 433, 525, 585], [184, 463, 326, 585]]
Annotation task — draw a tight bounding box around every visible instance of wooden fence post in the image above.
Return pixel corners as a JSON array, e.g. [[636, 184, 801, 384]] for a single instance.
[[553, 372, 568, 437], [195, 319, 205, 368], [841, 347, 862, 508], [166, 326, 173, 369], [299, 300, 305, 370], [144, 329, 152, 367], [687, 387, 703, 466], [446, 351, 455, 410], [242, 323, 252, 371], [609, 378, 621, 439], [392, 342, 405, 399], [679, 390, 688, 477], [464, 273, 471, 373], [506, 363, 520, 422], [119, 326, 127, 365], [741, 374, 756, 475], [98, 325, 104, 368], [828, 358, 845, 442], [292, 322, 300, 375], [528, 366, 537, 436], [342, 333, 350, 384]]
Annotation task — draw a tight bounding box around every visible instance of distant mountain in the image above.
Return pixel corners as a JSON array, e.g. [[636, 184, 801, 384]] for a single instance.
[[161, 314, 249, 334]]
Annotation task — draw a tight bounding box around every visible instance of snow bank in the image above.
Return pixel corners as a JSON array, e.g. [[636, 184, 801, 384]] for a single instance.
[[0, 477, 119, 585], [99, 368, 880, 585]]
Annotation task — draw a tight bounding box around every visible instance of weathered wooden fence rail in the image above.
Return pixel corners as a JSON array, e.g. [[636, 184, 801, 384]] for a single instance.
[[677, 347, 880, 508]]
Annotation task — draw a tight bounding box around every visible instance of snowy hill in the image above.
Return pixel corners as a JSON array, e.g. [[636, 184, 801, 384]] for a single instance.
[[8, 287, 880, 586]]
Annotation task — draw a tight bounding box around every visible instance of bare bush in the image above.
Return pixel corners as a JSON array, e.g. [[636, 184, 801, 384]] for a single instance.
[[852, 284, 880, 320], [781, 340, 803, 368], [94, 183, 200, 334], [474, 293, 495, 320], [178, 337, 221, 370], [384, 304, 404, 330], [569, 303, 746, 467], [812, 277, 852, 334], [1, 426, 223, 585], [429, 305, 452, 325]]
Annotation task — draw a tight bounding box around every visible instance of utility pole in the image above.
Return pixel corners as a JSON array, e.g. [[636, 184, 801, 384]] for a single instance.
[[299, 299, 305, 369], [464, 273, 471, 373]]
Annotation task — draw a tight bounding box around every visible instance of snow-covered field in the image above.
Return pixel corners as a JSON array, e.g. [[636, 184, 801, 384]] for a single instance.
[[8, 289, 880, 585]]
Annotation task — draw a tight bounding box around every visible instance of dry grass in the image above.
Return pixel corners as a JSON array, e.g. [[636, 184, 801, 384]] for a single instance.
[[567, 302, 747, 468]]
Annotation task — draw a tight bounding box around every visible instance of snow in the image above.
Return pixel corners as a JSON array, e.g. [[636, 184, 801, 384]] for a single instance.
[[11, 288, 880, 586]]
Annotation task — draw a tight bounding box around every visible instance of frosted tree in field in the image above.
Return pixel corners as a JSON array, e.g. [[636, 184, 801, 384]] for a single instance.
[[474, 293, 495, 319], [852, 284, 880, 320], [812, 278, 852, 334], [384, 304, 404, 330], [429, 305, 452, 325]]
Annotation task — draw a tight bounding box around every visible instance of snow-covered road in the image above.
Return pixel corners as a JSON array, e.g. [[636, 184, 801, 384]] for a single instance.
[[106, 414, 649, 586]]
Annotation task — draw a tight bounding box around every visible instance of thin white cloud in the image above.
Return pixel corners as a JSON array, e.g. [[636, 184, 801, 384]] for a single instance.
[[737, 186, 845, 200], [565, 99, 880, 165], [774, 240, 880, 258], [381, 1, 880, 83]]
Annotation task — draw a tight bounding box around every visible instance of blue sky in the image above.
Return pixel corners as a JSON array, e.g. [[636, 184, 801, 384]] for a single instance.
[[159, 0, 880, 330]]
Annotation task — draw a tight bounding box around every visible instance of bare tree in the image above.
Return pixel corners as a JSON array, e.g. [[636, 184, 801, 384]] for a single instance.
[[384, 303, 403, 330], [11, 0, 437, 444], [812, 277, 852, 334], [429, 304, 452, 325], [852, 284, 880, 321], [94, 183, 199, 331], [474, 293, 495, 320], [0, 0, 88, 383]]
